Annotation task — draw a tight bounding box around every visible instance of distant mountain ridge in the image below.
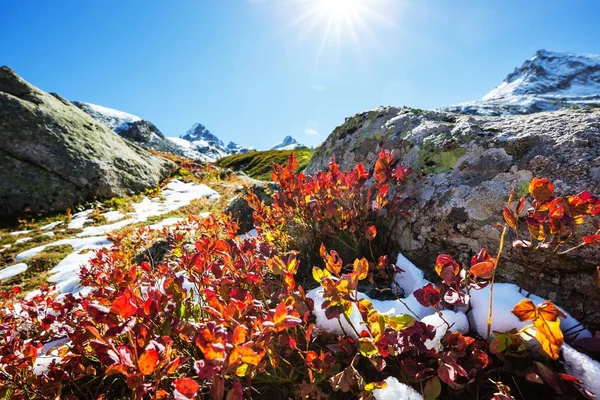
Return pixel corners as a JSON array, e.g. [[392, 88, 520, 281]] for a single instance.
[[443, 50, 600, 115], [271, 135, 302, 150], [74, 104, 305, 161]]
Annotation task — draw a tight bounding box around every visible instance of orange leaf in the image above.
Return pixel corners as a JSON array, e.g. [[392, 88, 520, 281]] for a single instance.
[[533, 317, 563, 360], [229, 346, 264, 366], [536, 300, 566, 322], [273, 301, 288, 326], [365, 225, 377, 241], [503, 206, 518, 229], [470, 261, 495, 279], [529, 177, 554, 203], [232, 326, 247, 347], [138, 349, 159, 375], [511, 299, 537, 322], [174, 378, 199, 399], [353, 258, 369, 281]]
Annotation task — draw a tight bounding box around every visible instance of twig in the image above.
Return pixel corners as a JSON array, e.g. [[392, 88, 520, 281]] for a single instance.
[[486, 225, 508, 347]]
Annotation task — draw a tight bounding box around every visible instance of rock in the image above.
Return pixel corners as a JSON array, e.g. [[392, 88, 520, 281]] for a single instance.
[[225, 181, 279, 233], [306, 106, 600, 327], [0, 66, 177, 217], [134, 239, 171, 267], [114, 120, 193, 157]]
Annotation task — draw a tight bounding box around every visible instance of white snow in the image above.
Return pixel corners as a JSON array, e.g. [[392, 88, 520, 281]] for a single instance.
[[41, 221, 63, 231], [102, 210, 125, 222], [76, 102, 141, 130], [67, 210, 94, 229], [421, 310, 469, 350], [70, 180, 218, 238], [15, 237, 32, 244], [10, 230, 32, 236], [372, 377, 423, 400], [469, 283, 591, 340], [15, 236, 111, 262], [148, 217, 186, 230], [562, 344, 600, 397], [0, 263, 28, 281], [445, 50, 600, 114], [394, 253, 426, 295], [42, 232, 55, 237]]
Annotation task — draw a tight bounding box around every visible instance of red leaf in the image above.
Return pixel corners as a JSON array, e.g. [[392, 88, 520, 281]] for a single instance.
[[111, 293, 138, 319], [174, 378, 199, 399], [226, 381, 243, 400], [583, 234, 600, 245], [413, 283, 440, 308], [435, 254, 459, 279]]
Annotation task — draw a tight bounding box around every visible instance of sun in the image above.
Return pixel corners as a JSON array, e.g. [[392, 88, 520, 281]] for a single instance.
[[289, 0, 391, 63], [318, 0, 365, 22]]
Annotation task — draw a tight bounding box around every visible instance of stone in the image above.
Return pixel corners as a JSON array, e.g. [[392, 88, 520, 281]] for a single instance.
[[306, 106, 600, 328], [225, 181, 279, 233], [0, 66, 177, 217]]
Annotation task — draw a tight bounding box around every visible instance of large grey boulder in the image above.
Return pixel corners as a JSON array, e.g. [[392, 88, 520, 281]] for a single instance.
[[306, 107, 600, 326], [0, 66, 177, 216]]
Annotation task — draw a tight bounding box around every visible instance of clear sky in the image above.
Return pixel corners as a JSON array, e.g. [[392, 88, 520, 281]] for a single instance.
[[2, 0, 599, 149]]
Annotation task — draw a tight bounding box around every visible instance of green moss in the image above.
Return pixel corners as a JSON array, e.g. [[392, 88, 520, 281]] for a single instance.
[[516, 180, 530, 198], [216, 149, 314, 181], [416, 143, 467, 174]]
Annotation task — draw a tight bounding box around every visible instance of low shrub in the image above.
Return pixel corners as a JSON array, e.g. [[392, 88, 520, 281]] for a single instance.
[[0, 152, 598, 400]]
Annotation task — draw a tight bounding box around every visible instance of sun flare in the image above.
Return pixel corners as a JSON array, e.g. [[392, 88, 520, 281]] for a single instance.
[[290, 0, 391, 63]]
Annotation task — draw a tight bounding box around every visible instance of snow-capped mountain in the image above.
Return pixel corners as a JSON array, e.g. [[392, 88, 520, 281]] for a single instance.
[[174, 123, 253, 161], [227, 141, 254, 154], [271, 136, 303, 151], [443, 50, 600, 115], [72, 101, 142, 129], [74, 101, 206, 159]]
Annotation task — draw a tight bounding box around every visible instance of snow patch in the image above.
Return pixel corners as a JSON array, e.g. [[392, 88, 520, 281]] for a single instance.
[[562, 344, 600, 397], [372, 377, 423, 400], [0, 263, 28, 281]]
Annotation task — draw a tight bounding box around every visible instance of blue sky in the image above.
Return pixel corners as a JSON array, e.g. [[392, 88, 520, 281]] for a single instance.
[[2, 0, 599, 150]]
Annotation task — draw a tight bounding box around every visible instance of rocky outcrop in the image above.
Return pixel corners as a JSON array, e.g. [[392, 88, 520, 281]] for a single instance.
[[306, 106, 600, 325], [0, 66, 177, 216], [225, 181, 279, 233]]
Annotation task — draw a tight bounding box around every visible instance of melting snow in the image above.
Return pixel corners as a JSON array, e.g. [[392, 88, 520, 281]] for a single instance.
[[41, 221, 63, 230], [562, 344, 600, 397], [372, 377, 423, 400], [0, 263, 28, 281]]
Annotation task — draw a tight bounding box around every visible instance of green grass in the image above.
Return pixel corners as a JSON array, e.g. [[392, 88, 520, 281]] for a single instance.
[[216, 148, 314, 181]]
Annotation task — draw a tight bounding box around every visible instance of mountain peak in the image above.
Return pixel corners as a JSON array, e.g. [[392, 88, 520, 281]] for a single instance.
[[181, 123, 224, 147], [271, 136, 301, 150], [444, 50, 600, 115]]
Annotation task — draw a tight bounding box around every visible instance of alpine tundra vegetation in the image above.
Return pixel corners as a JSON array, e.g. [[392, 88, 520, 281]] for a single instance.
[[1, 1, 600, 399]]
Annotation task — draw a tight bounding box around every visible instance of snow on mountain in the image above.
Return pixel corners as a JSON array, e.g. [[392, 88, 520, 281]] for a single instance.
[[227, 141, 254, 154], [72, 101, 142, 129], [271, 135, 302, 151], [74, 101, 208, 159], [175, 123, 253, 161], [443, 50, 600, 115]]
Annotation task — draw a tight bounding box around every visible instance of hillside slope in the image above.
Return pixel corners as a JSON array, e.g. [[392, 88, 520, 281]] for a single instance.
[[216, 149, 314, 181]]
